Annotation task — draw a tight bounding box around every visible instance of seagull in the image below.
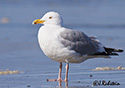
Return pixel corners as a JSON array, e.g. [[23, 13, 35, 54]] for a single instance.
[[32, 11, 123, 82]]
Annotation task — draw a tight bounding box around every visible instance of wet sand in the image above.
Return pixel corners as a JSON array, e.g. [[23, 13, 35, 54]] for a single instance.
[[0, 0, 125, 88]]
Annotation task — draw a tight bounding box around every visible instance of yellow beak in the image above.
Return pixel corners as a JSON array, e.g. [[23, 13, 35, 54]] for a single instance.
[[32, 19, 45, 24]]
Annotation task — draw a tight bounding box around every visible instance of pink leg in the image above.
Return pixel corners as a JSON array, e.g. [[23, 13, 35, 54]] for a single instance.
[[47, 62, 63, 81], [64, 63, 69, 82], [57, 62, 63, 81]]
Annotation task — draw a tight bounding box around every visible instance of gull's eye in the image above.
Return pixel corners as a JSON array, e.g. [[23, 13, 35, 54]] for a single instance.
[[49, 17, 52, 19]]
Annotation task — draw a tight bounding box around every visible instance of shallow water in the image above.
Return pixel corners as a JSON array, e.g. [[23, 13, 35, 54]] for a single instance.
[[0, 0, 125, 88]]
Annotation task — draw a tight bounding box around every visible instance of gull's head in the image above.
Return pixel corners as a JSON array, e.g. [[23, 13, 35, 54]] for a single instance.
[[32, 11, 62, 26]]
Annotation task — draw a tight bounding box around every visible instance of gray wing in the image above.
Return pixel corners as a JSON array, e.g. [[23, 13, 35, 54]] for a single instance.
[[60, 29, 104, 55]]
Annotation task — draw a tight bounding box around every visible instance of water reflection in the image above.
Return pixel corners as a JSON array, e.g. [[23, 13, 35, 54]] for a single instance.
[[58, 81, 68, 88]]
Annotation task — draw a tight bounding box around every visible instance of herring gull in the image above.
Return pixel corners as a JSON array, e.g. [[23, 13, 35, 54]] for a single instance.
[[32, 11, 123, 81]]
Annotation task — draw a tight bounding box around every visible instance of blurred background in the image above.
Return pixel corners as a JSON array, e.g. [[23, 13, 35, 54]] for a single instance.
[[0, 0, 125, 88]]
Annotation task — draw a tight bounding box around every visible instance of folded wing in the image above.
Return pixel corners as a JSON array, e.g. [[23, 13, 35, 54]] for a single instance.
[[60, 29, 105, 55]]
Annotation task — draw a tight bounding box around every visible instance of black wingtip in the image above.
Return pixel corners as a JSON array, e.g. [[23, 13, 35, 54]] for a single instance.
[[118, 49, 124, 52], [104, 47, 124, 53], [93, 52, 119, 56]]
